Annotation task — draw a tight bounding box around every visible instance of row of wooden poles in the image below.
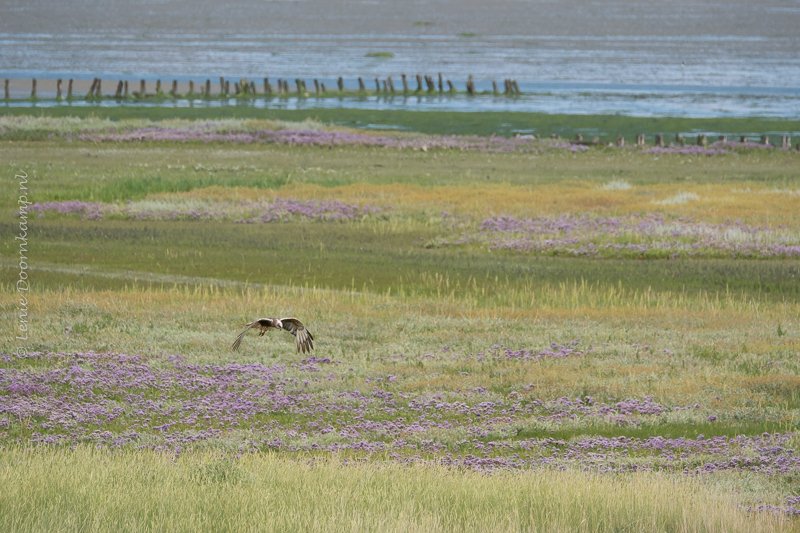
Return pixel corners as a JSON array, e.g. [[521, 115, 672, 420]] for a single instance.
[[5, 74, 521, 100], [594, 132, 796, 150]]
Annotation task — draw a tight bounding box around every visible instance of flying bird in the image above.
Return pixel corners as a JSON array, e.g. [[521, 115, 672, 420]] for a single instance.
[[232, 317, 314, 354]]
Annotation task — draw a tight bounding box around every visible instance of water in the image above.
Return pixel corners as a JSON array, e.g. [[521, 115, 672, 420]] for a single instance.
[[2, 0, 799, 118]]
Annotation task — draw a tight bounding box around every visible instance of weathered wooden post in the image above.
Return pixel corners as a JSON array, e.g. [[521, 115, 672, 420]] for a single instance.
[[295, 79, 303, 95], [761, 134, 770, 145], [358, 77, 366, 92], [636, 133, 646, 146], [96, 78, 103, 98], [124, 80, 129, 98], [719, 135, 727, 143], [438, 73, 443, 94], [415, 74, 423, 93], [675, 133, 685, 146], [56, 79, 63, 99], [86, 78, 97, 99], [740, 135, 747, 143], [188, 80, 195, 95], [225, 80, 230, 95], [374, 78, 380, 93], [3, 79, 9, 99], [31, 78, 37, 99], [139, 79, 146, 97], [697, 134, 707, 147], [655, 134, 665, 147], [67, 79, 74, 99], [250, 81, 256, 95], [320, 82, 326, 94], [314, 79, 320, 95], [202, 79, 209, 97], [616, 135, 625, 147], [171, 80, 178, 97], [387, 76, 395, 94], [466, 75, 475, 96], [512, 80, 520, 95], [264, 78, 272, 95], [337, 77, 344, 92], [492, 81, 498, 95], [447, 80, 455, 93], [401, 74, 408, 94], [115, 80, 124, 98], [219, 77, 225, 96], [782, 135, 790, 149]]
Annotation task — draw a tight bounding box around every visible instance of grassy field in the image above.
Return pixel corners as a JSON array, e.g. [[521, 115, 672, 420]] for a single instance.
[[1, 113, 799, 530]]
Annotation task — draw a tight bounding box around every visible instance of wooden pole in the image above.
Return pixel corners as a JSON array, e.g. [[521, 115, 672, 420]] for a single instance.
[[697, 134, 707, 147], [188, 80, 195, 95], [466, 75, 475, 96], [337, 77, 344, 92], [205, 79, 211, 97], [358, 77, 366, 92], [387, 76, 395, 94], [3, 79, 8, 100], [655, 134, 664, 147], [782, 135, 790, 149], [636, 133, 645, 146], [492, 81, 498, 95], [314, 79, 320, 95], [761, 135, 770, 145], [425, 75, 435, 92], [115, 80, 124, 98], [139, 79, 146, 97], [616, 135, 625, 147], [264, 78, 271, 94], [67, 79, 74, 99], [171, 80, 178, 97], [31, 78, 37, 99], [124, 80, 129, 98], [415, 74, 423, 93], [86, 78, 97, 99], [401, 74, 408, 94], [56, 79, 63, 100], [438, 73, 443, 94], [447, 80, 455, 93]]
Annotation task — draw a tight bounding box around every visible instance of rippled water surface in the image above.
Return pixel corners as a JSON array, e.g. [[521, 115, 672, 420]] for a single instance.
[[2, 0, 799, 117]]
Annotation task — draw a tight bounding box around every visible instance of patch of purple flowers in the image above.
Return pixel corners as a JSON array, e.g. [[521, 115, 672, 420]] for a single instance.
[[79, 127, 534, 153], [470, 214, 800, 258]]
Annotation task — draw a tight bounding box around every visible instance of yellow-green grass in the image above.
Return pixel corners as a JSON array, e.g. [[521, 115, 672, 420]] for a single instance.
[[0, 446, 789, 533], [2, 119, 800, 528]]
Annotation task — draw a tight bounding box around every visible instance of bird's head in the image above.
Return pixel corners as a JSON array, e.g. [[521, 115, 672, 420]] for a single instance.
[[274, 319, 283, 329]]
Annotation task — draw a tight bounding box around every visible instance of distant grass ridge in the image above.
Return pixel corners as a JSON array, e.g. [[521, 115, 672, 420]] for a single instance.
[[3, 105, 800, 139]]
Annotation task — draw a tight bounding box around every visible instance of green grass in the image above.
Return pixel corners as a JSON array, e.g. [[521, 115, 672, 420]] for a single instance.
[[4, 105, 800, 139], [0, 446, 788, 533], [1, 115, 799, 529]]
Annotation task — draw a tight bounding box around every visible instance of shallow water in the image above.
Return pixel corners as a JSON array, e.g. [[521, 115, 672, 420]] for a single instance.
[[2, 0, 799, 118]]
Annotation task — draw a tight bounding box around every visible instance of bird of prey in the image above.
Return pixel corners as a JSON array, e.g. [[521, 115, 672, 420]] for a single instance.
[[232, 317, 314, 354]]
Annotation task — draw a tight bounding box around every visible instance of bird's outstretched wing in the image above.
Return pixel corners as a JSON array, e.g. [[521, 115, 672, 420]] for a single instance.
[[231, 318, 275, 351], [279, 317, 314, 353]]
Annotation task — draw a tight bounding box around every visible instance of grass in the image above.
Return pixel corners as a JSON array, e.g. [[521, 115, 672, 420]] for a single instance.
[[1, 446, 786, 532], [1, 114, 799, 529], [3, 105, 800, 140]]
